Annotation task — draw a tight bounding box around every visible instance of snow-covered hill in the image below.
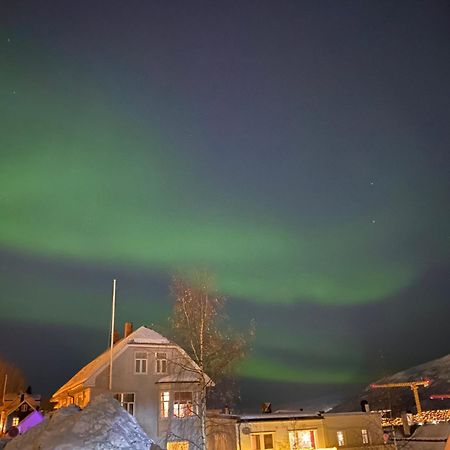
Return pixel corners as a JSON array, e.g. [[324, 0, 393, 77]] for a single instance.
[[5, 394, 152, 450], [333, 354, 450, 414]]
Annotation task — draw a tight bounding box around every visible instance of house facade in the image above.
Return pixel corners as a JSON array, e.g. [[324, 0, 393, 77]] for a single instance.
[[0, 392, 41, 435], [51, 324, 211, 449], [207, 411, 391, 450]]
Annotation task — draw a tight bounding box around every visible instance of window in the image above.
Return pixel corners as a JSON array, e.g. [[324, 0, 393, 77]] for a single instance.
[[289, 430, 316, 450], [173, 392, 193, 417], [114, 393, 135, 415], [167, 442, 189, 450], [337, 431, 345, 447], [156, 352, 167, 374], [361, 429, 369, 444], [20, 404, 28, 412], [160, 391, 170, 418], [135, 352, 148, 374], [12, 417, 19, 427], [251, 433, 274, 450]]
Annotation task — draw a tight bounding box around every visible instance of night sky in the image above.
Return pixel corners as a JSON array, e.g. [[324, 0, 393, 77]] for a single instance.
[[1, 1, 449, 410]]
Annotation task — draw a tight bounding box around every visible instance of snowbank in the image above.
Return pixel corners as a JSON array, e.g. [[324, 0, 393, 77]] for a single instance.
[[6, 394, 152, 450]]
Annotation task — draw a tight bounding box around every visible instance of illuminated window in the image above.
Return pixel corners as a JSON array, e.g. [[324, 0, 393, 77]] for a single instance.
[[114, 393, 135, 415], [167, 441, 189, 450], [160, 391, 170, 418], [156, 352, 167, 374], [12, 417, 19, 427], [251, 433, 274, 450], [289, 430, 316, 450], [174, 392, 193, 417], [135, 352, 148, 374], [337, 431, 345, 447], [361, 429, 369, 444]]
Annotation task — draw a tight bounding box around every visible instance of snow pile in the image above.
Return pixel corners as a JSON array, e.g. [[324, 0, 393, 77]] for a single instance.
[[6, 394, 152, 450]]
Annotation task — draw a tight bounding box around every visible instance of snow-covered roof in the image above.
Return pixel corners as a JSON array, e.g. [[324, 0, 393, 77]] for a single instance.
[[52, 326, 171, 399], [156, 373, 202, 383], [397, 423, 450, 450]]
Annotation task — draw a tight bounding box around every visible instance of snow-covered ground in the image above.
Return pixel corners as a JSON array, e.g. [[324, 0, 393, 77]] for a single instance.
[[5, 394, 152, 450]]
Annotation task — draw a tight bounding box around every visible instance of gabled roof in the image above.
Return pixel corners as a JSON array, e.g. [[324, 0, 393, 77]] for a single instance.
[[51, 326, 171, 399], [2, 396, 38, 416]]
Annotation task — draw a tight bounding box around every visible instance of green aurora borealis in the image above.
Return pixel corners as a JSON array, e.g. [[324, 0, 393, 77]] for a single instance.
[[1, 1, 449, 400], [1, 40, 440, 306]]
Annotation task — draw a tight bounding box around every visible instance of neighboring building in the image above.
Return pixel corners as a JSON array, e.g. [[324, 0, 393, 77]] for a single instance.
[[51, 323, 212, 449], [0, 392, 41, 434], [207, 410, 391, 450]]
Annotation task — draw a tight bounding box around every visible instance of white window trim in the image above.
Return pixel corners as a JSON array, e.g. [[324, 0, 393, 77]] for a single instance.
[[251, 432, 275, 450], [173, 391, 194, 418], [155, 352, 168, 374], [114, 392, 136, 416], [361, 429, 369, 444], [289, 429, 317, 450], [160, 391, 170, 418], [134, 351, 148, 375], [337, 431, 345, 447]]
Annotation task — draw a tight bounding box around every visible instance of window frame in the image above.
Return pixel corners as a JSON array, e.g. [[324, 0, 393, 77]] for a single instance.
[[160, 391, 170, 418], [289, 429, 317, 450], [155, 352, 168, 374], [251, 433, 274, 450], [114, 392, 136, 416], [173, 391, 194, 418], [361, 429, 369, 445], [337, 431, 345, 447], [134, 351, 148, 374], [167, 441, 189, 450]]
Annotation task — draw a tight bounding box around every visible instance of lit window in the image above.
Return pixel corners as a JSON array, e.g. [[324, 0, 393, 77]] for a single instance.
[[12, 417, 19, 427], [167, 442, 189, 450], [337, 431, 345, 447], [174, 392, 193, 417], [289, 430, 316, 450], [251, 433, 274, 450], [361, 429, 369, 444], [160, 391, 170, 418], [156, 352, 167, 374], [114, 393, 135, 415], [135, 352, 148, 374]]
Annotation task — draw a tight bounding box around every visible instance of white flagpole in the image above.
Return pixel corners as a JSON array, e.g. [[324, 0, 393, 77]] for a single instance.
[[109, 279, 116, 391], [1, 373, 6, 404]]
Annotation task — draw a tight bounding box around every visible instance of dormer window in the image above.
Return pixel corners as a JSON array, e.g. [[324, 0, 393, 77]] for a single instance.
[[156, 352, 167, 374], [135, 352, 148, 374]]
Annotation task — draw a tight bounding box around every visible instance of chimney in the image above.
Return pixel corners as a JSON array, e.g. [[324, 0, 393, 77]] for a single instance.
[[124, 322, 133, 338], [361, 400, 370, 412], [113, 330, 120, 344], [261, 402, 272, 414]]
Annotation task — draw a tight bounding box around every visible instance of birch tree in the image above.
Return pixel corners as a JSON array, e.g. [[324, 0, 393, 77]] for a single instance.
[[169, 273, 252, 450]]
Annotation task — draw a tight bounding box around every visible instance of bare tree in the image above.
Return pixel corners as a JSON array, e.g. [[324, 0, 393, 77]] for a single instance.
[[169, 273, 253, 450], [0, 357, 26, 401]]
